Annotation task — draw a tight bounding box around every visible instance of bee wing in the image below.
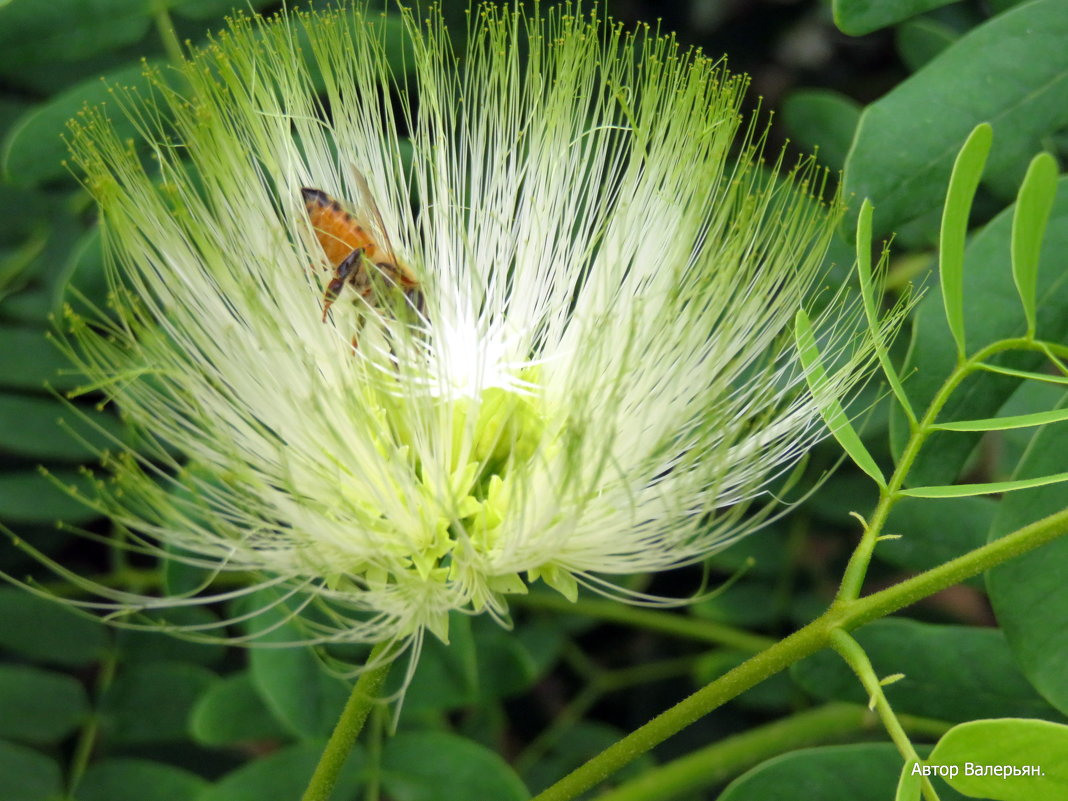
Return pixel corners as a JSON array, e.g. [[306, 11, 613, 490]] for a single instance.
[[350, 166, 401, 268]]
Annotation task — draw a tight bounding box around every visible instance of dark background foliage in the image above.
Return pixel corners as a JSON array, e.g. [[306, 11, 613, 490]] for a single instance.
[[3, 1, 1068, 799]]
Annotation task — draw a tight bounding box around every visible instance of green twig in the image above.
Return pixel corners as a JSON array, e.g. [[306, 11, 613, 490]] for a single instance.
[[300, 642, 392, 801], [829, 630, 939, 801], [528, 502, 1068, 801]]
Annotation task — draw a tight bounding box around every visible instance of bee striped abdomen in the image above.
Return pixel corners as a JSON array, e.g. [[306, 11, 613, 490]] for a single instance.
[[301, 187, 380, 266]]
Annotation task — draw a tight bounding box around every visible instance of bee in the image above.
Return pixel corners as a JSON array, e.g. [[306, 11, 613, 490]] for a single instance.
[[301, 173, 421, 323]]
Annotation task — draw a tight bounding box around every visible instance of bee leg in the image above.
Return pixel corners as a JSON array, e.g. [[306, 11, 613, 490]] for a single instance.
[[321, 247, 363, 322]]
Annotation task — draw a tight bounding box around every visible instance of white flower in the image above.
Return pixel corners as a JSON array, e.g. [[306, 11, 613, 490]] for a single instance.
[[52, 4, 877, 655]]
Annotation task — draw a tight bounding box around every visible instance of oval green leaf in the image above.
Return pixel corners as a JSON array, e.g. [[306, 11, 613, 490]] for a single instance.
[[0, 587, 108, 666], [0, 0, 151, 70], [0, 665, 88, 744], [0, 393, 124, 461], [987, 419, 1068, 715], [844, 0, 1068, 238], [197, 742, 365, 801], [781, 90, 861, 173], [890, 175, 1068, 487], [0, 326, 82, 392], [720, 743, 966, 801], [381, 732, 528, 801], [833, 0, 961, 36], [190, 672, 290, 746], [1011, 153, 1059, 337], [75, 758, 207, 801], [238, 590, 351, 740], [927, 719, 1068, 800], [900, 471, 1068, 498], [0, 740, 62, 801], [939, 123, 992, 359], [2, 61, 160, 185], [0, 469, 102, 524]]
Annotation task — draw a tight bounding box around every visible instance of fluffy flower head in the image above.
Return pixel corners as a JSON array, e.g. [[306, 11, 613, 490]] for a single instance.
[[59, 3, 873, 651]]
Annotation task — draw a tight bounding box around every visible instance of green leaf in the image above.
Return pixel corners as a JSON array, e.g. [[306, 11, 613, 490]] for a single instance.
[[381, 732, 528, 801], [844, 0, 1068, 237], [100, 661, 216, 743], [781, 90, 861, 173], [190, 672, 291, 746], [238, 591, 351, 740], [0, 469, 102, 524], [933, 404, 1068, 431], [0, 326, 82, 392], [0, 393, 126, 461], [879, 496, 994, 587], [0, 587, 108, 666], [2, 60, 159, 185], [896, 18, 958, 72], [794, 309, 885, 487], [977, 363, 1068, 387], [0, 665, 88, 744], [896, 761, 922, 801], [988, 419, 1068, 716], [197, 742, 365, 801], [720, 743, 966, 801], [832, 0, 961, 36], [0, 0, 152, 70], [1011, 153, 1059, 337], [856, 200, 915, 422], [928, 719, 1068, 800], [890, 175, 1068, 487], [939, 123, 992, 358], [75, 759, 208, 801], [900, 472, 1068, 498], [0, 740, 62, 801], [792, 620, 1060, 723]]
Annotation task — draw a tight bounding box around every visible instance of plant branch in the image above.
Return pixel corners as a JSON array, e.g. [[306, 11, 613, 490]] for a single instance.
[[591, 702, 951, 801], [528, 502, 1068, 801], [829, 630, 939, 801]]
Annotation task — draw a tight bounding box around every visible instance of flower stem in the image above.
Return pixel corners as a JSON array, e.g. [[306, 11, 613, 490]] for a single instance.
[[529, 502, 1068, 801], [829, 630, 939, 801], [300, 642, 392, 801]]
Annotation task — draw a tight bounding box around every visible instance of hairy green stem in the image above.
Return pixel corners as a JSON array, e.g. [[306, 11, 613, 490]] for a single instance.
[[301, 642, 391, 801], [835, 336, 1046, 603], [592, 702, 951, 801], [829, 630, 939, 801], [151, 2, 185, 65], [529, 503, 1068, 801]]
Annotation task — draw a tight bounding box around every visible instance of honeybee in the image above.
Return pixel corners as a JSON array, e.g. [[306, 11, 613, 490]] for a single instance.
[[301, 173, 421, 322]]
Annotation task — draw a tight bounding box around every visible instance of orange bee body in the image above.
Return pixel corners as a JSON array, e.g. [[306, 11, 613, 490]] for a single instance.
[[301, 182, 420, 322]]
